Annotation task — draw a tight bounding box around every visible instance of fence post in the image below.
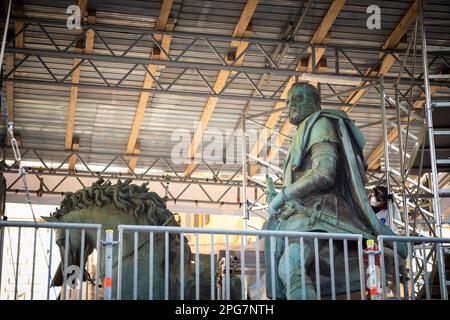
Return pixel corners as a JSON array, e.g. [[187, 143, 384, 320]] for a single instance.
[[0, 224, 4, 296], [365, 239, 382, 300], [103, 229, 114, 300]]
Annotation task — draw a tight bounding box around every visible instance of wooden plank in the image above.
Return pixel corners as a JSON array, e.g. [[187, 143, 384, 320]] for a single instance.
[[125, 0, 174, 161], [14, 3, 24, 60], [155, 0, 173, 31], [65, 5, 95, 170], [382, 0, 421, 50], [310, 0, 345, 44], [5, 4, 26, 123], [68, 136, 80, 170], [232, 0, 258, 37], [126, 64, 158, 155], [183, 0, 260, 177], [4, 55, 14, 122], [340, 0, 423, 112], [128, 141, 141, 172]]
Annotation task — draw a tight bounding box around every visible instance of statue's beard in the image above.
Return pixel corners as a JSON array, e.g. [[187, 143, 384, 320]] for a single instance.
[[288, 103, 317, 126]]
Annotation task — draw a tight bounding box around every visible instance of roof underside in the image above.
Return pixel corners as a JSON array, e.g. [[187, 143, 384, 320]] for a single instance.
[[2, 0, 450, 179]]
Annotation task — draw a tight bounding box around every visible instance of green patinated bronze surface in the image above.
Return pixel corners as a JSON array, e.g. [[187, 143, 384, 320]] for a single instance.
[[44, 178, 240, 300], [263, 82, 406, 300]]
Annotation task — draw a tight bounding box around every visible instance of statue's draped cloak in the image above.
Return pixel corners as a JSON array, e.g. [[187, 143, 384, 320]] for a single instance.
[[283, 110, 402, 244], [264, 110, 408, 299]]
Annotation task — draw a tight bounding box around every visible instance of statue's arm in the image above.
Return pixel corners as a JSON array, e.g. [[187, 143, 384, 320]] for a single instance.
[[283, 141, 338, 201], [267, 117, 339, 216], [267, 141, 338, 216]]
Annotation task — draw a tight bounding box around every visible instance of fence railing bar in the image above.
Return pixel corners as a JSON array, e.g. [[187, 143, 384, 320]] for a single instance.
[[300, 237, 306, 300], [329, 238, 336, 300], [314, 237, 320, 300], [133, 231, 138, 300], [149, 232, 154, 300], [14, 227, 21, 300], [285, 236, 290, 300], [393, 241, 401, 300], [270, 235, 276, 300], [46, 229, 54, 300], [79, 229, 85, 300], [62, 229, 71, 300], [210, 234, 214, 300], [255, 235, 261, 300], [165, 232, 170, 300], [343, 239, 350, 300], [225, 234, 230, 300], [379, 239, 387, 299], [240, 235, 246, 300], [180, 232, 185, 300], [30, 228, 37, 300], [195, 233, 200, 300]]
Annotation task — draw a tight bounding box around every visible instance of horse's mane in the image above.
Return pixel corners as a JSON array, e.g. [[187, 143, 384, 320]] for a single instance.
[[51, 178, 178, 226]]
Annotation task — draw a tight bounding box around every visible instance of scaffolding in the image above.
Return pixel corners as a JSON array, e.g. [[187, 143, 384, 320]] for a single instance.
[[0, 0, 449, 300]]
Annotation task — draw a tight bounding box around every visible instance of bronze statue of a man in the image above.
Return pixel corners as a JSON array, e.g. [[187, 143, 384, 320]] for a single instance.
[[263, 82, 405, 299]]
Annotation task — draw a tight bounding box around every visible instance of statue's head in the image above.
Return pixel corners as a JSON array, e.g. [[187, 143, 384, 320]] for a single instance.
[[287, 82, 321, 126]]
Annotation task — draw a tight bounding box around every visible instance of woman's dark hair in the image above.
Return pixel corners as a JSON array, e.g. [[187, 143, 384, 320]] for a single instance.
[[372, 185, 393, 202]]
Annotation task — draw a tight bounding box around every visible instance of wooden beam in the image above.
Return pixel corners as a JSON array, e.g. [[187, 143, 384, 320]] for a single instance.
[[65, 3, 95, 170], [128, 141, 141, 172], [14, 3, 24, 60], [4, 55, 14, 122], [78, 0, 88, 24], [183, 0, 260, 177], [247, 0, 345, 176], [125, 0, 174, 164], [382, 0, 422, 50], [4, 4, 25, 142], [68, 136, 80, 170], [340, 0, 423, 112], [155, 0, 173, 31]]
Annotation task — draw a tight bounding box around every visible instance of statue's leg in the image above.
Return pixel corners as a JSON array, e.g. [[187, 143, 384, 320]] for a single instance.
[[278, 240, 320, 300]]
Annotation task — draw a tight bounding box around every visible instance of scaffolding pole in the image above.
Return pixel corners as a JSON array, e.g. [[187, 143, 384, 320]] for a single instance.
[[241, 116, 249, 231], [419, 0, 447, 300], [380, 75, 395, 230]]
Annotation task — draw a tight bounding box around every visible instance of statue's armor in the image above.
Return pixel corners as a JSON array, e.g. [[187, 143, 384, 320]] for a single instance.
[[263, 84, 406, 300], [278, 116, 374, 237], [264, 114, 381, 299]]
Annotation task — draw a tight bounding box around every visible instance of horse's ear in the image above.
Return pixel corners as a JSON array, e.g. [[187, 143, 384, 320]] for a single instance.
[[41, 216, 58, 222]]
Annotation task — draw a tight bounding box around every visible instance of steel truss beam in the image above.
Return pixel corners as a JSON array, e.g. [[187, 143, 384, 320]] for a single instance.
[[4, 19, 450, 104], [0, 148, 264, 208]]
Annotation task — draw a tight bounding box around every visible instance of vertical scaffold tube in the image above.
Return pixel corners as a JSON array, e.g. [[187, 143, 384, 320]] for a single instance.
[[419, 0, 447, 300]]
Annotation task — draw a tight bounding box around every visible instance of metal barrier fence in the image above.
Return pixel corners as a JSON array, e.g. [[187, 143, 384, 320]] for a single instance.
[[116, 225, 366, 300], [378, 235, 450, 300], [2, 220, 449, 300], [0, 220, 102, 300]]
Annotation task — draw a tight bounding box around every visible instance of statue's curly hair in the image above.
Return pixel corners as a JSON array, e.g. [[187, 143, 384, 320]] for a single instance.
[[51, 178, 178, 226]]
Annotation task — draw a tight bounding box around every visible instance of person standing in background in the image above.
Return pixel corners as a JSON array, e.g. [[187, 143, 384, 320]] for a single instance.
[[369, 185, 402, 234]]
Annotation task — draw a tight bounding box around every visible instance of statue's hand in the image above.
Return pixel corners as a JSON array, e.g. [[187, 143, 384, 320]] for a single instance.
[[265, 177, 278, 204], [268, 192, 285, 218]]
